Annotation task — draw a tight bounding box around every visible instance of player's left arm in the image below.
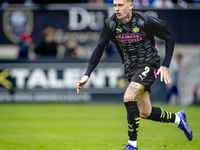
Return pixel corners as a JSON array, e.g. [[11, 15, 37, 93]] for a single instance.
[[146, 16, 175, 84]]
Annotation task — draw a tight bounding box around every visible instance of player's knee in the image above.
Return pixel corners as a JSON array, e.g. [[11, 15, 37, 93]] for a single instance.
[[140, 111, 151, 119]]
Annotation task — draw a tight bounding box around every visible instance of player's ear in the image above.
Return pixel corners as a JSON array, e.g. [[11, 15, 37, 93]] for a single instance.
[[129, 2, 133, 9]]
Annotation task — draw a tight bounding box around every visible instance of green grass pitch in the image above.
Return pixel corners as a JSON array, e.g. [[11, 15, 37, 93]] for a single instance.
[[0, 103, 199, 150]]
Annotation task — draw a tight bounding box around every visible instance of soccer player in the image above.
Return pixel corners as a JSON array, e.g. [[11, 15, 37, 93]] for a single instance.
[[76, 0, 193, 149]]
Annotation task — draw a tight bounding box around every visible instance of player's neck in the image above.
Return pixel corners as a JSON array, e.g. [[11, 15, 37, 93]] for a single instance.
[[120, 10, 132, 24]]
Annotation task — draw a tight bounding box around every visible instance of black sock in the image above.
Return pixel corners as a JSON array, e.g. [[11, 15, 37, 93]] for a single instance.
[[146, 107, 175, 123], [124, 101, 140, 141]]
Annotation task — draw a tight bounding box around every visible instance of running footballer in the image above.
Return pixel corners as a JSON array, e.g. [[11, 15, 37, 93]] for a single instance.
[[77, 0, 193, 149]]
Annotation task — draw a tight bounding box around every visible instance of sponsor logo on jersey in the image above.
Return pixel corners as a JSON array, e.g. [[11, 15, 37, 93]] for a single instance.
[[3, 9, 33, 43], [115, 33, 143, 42]]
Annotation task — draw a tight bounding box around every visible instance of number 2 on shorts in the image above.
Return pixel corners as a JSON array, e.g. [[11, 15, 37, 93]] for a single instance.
[[142, 66, 150, 77]]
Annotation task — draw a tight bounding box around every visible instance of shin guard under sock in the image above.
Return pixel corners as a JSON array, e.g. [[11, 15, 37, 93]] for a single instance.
[[146, 107, 175, 123], [124, 101, 140, 141]]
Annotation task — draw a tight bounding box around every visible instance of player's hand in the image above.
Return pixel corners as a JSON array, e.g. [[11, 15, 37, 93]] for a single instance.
[[77, 75, 89, 94], [156, 66, 171, 84]]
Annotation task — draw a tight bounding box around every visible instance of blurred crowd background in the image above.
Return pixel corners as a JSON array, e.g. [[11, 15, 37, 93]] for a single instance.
[[0, 1, 199, 105], [0, 0, 200, 8]]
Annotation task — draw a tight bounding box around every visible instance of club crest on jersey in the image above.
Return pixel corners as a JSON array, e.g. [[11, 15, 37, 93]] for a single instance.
[[133, 27, 140, 33]]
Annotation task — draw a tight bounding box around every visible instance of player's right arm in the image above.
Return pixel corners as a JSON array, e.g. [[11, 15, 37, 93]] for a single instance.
[[77, 75, 89, 94], [77, 22, 112, 93]]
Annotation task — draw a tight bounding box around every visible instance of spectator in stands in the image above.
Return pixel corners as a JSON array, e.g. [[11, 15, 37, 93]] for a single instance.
[[172, 0, 196, 8], [64, 36, 78, 58], [34, 27, 57, 58], [55, 36, 78, 60], [133, 0, 150, 7], [166, 53, 182, 104], [18, 33, 33, 59], [150, 0, 174, 8]]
